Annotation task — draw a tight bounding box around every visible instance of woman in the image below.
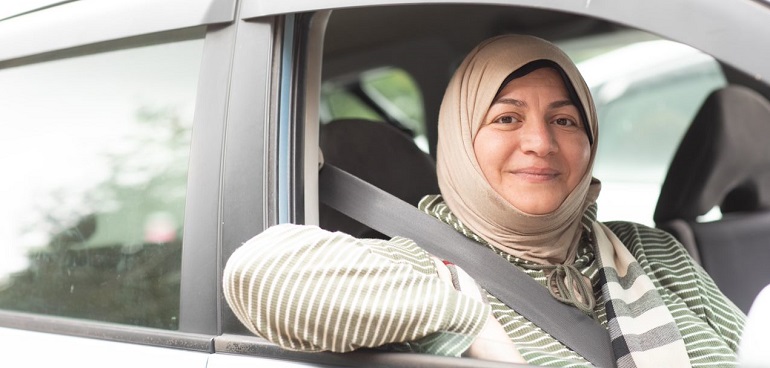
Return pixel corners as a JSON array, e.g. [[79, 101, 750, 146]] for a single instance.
[[223, 35, 745, 367]]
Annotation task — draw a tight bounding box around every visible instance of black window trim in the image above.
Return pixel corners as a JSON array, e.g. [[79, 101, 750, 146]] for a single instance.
[[211, 12, 279, 335]]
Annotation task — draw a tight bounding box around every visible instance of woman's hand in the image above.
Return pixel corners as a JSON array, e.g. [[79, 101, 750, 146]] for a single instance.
[[432, 257, 525, 363], [465, 314, 526, 363]]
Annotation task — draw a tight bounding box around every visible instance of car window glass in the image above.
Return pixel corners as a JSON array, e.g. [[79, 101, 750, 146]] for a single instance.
[[321, 67, 429, 152], [561, 34, 727, 225], [0, 38, 203, 329], [320, 87, 382, 122]]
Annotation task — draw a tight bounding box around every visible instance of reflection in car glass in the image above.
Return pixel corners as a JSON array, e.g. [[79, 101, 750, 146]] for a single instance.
[[0, 39, 203, 329]]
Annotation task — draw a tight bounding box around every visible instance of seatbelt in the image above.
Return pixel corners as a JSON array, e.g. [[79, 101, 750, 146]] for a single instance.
[[319, 164, 615, 368]]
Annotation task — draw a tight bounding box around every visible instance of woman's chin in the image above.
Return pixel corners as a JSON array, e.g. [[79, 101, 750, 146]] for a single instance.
[[501, 196, 561, 215]]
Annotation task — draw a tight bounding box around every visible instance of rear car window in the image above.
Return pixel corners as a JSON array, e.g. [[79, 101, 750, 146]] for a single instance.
[[560, 32, 727, 225], [321, 67, 429, 152], [0, 38, 203, 329]]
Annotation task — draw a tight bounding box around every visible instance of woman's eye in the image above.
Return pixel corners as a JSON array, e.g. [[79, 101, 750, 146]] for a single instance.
[[553, 117, 576, 127], [495, 115, 517, 124]]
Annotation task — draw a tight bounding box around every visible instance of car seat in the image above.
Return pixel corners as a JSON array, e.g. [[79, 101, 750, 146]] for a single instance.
[[318, 119, 439, 239], [654, 85, 770, 313]]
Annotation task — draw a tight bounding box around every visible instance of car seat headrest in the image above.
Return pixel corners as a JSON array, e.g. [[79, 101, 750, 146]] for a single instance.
[[654, 85, 770, 223], [319, 119, 439, 238]]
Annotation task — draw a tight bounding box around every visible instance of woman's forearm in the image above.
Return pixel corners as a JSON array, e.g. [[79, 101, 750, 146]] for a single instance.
[[223, 224, 490, 355]]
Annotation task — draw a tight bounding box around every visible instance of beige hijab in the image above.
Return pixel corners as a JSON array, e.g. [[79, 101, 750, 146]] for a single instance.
[[436, 34, 601, 266]]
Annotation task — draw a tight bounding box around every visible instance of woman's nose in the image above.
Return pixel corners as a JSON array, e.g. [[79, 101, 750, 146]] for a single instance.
[[519, 120, 557, 156]]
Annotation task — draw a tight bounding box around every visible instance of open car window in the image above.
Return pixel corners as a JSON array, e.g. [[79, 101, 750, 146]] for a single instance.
[[561, 32, 727, 225], [321, 67, 429, 153]]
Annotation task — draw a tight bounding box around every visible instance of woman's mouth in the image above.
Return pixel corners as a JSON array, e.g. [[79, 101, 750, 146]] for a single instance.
[[509, 167, 560, 182]]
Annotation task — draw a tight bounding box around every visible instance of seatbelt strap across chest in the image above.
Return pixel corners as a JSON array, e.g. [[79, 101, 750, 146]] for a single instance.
[[319, 164, 615, 368]]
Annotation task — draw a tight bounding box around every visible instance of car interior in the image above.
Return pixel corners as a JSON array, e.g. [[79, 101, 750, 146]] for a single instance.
[[319, 118, 439, 239], [654, 85, 770, 313], [316, 4, 770, 314]]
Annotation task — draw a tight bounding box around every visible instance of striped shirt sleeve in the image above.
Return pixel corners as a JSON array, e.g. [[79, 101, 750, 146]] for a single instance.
[[222, 224, 490, 356]]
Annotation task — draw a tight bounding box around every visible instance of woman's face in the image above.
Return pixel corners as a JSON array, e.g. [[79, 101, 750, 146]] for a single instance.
[[474, 67, 591, 215]]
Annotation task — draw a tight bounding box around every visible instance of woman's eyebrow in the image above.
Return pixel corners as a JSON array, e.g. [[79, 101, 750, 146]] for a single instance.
[[491, 98, 574, 109], [548, 100, 575, 109], [492, 97, 526, 107]]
